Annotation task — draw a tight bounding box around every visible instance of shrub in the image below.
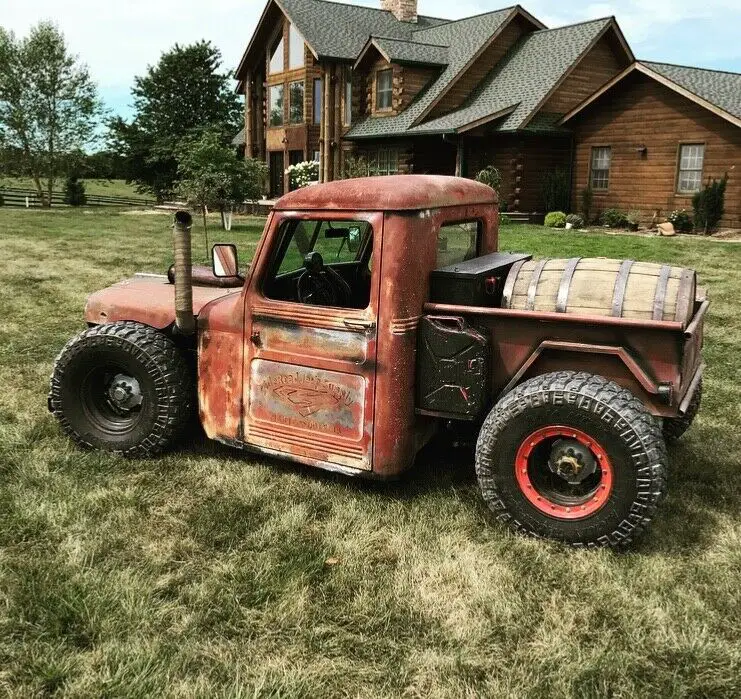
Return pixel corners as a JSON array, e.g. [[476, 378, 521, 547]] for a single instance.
[[64, 176, 87, 206], [500, 213, 511, 226], [626, 210, 641, 230], [544, 211, 567, 228], [601, 208, 628, 228], [668, 209, 693, 233], [565, 213, 584, 228], [0, 190, 4, 207], [541, 170, 570, 213], [580, 187, 593, 223], [476, 166, 502, 194], [286, 160, 319, 189], [343, 155, 370, 179], [693, 175, 728, 233]]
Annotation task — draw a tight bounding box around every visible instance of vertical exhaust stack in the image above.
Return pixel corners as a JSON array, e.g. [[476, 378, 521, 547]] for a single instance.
[[173, 210, 195, 335]]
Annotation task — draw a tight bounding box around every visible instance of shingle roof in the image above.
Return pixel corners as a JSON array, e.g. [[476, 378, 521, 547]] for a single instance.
[[347, 15, 613, 138], [232, 128, 245, 146], [345, 6, 517, 138], [642, 61, 741, 121], [369, 36, 448, 67], [277, 0, 447, 60]]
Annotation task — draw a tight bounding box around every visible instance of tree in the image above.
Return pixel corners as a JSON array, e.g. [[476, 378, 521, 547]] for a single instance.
[[176, 129, 266, 253], [0, 22, 102, 206], [111, 42, 241, 201], [64, 175, 86, 206]]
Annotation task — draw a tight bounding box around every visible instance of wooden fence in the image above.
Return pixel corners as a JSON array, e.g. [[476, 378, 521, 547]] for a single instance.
[[0, 187, 154, 208]]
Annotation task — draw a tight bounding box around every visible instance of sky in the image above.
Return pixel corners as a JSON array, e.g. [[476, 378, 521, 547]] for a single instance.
[[1, 0, 740, 120]]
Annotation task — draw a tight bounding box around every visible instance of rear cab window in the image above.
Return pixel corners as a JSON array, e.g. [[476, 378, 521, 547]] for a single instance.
[[436, 221, 481, 269]]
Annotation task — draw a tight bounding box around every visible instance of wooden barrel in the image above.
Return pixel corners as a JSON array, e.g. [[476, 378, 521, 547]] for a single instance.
[[502, 257, 696, 325]]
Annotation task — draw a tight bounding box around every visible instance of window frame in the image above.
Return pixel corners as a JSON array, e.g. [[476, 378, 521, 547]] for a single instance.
[[288, 24, 304, 71], [288, 80, 304, 124], [268, 33, 285, 75], [589, 145, 612, 191], [268, 84, 285, 127], [261, 217, 375, 309], [368, 148, 399, 176], [344, 76, 353, 126], [313, 78, 323, 125], [676, 142, 706, 195], [375, 68, 393, 112]]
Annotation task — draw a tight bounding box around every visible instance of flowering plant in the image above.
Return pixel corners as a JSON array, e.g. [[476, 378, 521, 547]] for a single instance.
[[286, 160, 319, 189]]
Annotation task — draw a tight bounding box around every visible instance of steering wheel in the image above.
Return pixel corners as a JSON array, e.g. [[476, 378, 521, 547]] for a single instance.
[[297, 252, 352, 306]]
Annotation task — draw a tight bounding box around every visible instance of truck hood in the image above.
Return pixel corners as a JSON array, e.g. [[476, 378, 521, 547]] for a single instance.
[[84, 273, 239, 329]]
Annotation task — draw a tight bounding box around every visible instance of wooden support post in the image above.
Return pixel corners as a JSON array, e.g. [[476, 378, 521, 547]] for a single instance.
[[245, 73, 253, 160], [256, 79, 265, 161], [455, 139, 463, 177], [333, 64, 341, 179], [323, 65, 332, 181]]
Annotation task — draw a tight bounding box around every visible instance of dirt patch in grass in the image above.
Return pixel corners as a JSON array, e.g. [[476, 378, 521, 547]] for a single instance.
[[1, 209, 741, 696]]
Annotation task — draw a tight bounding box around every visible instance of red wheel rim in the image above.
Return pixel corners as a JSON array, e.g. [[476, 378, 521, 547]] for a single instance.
[[515, 426, 614, 520]]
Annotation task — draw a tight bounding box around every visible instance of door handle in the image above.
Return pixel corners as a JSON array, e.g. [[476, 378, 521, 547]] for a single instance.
[[343, 319, 375, 332]]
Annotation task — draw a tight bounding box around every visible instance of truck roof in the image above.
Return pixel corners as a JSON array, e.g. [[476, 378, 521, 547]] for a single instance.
[[273, 175, 497, 212]]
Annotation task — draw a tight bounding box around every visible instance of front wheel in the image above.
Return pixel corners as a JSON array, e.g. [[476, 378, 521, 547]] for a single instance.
[[49, 321, 194, 458], [475, 372, 668, 548]]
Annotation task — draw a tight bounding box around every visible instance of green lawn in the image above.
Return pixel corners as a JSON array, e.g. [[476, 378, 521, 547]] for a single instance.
[[1, 208, 740, 697], [0, 177, 146, 200]]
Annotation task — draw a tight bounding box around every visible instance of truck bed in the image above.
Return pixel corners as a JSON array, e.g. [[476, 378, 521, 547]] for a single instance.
[[420, 294, 708, 419]]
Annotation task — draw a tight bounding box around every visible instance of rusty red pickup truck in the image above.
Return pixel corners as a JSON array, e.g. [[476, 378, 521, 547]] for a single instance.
[[49, 176, 707, 548]]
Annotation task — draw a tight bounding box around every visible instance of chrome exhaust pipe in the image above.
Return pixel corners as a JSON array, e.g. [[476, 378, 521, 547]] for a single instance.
[[173, 210, 195, 335]]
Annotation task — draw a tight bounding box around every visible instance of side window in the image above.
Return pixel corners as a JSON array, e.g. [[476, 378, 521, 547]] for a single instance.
[[264, 219, 372, 309], [590, 146, 611, 190], [436, 221, 480, 269]]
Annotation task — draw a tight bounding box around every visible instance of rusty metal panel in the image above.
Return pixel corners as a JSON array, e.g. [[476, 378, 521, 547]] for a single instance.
[[247, 360, 369, 468]]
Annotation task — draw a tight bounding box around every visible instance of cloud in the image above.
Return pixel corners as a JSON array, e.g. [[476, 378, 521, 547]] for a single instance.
[[1, 0, 738, 117]]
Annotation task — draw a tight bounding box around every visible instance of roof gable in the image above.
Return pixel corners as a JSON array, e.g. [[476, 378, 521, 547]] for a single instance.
[[560, 62, 741, 128], [354, 36, 449, 70]]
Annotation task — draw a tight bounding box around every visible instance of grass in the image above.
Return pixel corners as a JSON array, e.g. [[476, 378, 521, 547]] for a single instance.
[[0, 177, 146, 200], [1, 207, 740, 697]]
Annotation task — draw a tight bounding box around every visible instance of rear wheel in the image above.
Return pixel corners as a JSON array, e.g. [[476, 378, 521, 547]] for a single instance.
[[663, 379, 702, 442], [475, 371, 667, 548], [49, 321, 193, 457]]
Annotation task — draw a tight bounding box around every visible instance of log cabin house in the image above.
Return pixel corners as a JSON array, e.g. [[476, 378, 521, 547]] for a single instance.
[[234, 0, 740, 227]]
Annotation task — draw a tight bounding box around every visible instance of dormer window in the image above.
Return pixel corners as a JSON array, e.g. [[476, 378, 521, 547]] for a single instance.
[[269, 33, 285, 74], [376, 69, 393, 111], [288, 24, 304, 70]]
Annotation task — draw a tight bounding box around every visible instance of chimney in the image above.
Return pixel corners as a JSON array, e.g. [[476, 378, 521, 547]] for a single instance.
[[381, 0, 417, 23]]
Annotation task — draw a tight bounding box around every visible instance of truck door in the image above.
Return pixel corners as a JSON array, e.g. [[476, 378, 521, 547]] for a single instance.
[[241, 211, 382, 473]]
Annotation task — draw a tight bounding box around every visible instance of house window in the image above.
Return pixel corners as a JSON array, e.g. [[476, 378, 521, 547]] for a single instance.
[[590, 146, 611, 190], [376, 69, 393, 111], [312, 150, 320, 163], [677, 144, 705, 193], [368, 149, 398, 176], [344, 76, 352, 126], [269, 34, 284, 75], [269, 84, 284, 127], [313, 78, 322, 124], [289, 81, 304, 124], [288, 25, 304, 70]]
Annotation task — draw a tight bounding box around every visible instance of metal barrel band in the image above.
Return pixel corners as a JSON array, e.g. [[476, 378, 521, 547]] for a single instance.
[[556, 257, 581, 313], [611, 260, 634, 317]]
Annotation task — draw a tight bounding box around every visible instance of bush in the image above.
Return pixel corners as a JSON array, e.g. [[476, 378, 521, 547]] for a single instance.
[[64, 176, 87, 206], [601, 208, 628, 228], [580, 187, 593, 224], [476, 166, 502, 194], [287, 160, 319, 189], [541, 170, 570, 213], [565, 213, 584, 228], [668, 209, 693, 233], [0, 190, 4, 207], [343, 155, 370, 179], [544, 211, 567, 228], [500, 213, 511, 226], [693, 175, 728, 233]]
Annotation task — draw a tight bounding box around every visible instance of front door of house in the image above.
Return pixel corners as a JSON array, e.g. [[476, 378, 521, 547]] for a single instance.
[[241, 211, 382, 472], [269, 151, 284, 198]]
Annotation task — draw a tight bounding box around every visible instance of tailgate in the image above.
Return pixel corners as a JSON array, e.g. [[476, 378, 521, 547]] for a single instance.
[[678, 294, 709, 413]]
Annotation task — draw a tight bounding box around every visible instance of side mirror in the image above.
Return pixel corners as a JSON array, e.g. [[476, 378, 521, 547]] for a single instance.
[[212, 243, 239, 278], [347, 227, 361, 253]]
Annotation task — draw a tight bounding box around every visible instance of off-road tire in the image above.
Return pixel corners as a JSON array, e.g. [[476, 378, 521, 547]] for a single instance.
[[49, 321, 193, 458], [475, 371, 668, 548], [663, 379, 702, 443]]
